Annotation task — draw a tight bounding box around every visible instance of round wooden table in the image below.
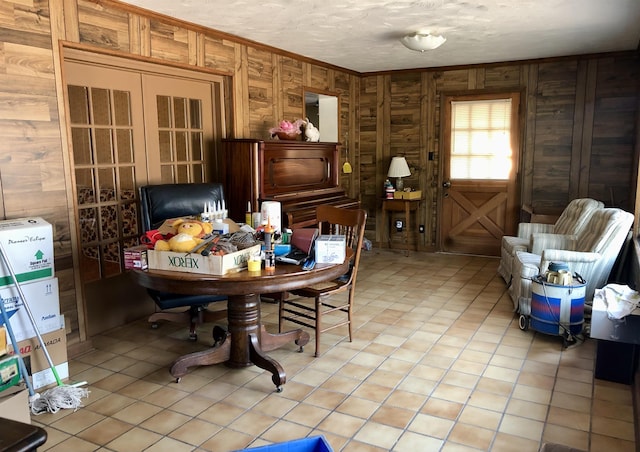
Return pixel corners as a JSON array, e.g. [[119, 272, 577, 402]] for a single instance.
[[130, 251, 351, 392]]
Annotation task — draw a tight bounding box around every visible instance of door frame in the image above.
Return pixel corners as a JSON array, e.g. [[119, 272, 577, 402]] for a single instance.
[[436, 89, 524, 254]]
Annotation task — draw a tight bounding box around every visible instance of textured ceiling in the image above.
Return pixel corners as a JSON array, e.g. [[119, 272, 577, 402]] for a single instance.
[[119, 0, 640, 73]]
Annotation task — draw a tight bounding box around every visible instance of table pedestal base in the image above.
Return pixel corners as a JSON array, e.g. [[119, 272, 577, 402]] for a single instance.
[[169, 293, 309, 391]]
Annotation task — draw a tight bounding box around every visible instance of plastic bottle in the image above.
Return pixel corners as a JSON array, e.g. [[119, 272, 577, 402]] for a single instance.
[[264, 218, 275, 271]]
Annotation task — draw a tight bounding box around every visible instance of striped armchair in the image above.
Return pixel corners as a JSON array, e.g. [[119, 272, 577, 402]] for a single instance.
[[497, 198, 603, 285], [509, 207, 634, 312]]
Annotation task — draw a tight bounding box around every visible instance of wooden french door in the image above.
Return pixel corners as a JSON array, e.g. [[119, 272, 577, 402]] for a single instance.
[[63, 53, 223, 335], [440, 93, 520, 256]]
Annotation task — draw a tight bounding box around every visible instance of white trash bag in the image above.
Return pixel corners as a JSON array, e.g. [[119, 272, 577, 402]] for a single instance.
[[594, 284, 640, 319]]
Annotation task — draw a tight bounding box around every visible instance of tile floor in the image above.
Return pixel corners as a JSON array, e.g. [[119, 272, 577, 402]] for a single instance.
[[33, 249, 635, 451]]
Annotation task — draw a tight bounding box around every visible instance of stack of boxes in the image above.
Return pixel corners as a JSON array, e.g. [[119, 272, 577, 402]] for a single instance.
[[0, 218, 67, 408]]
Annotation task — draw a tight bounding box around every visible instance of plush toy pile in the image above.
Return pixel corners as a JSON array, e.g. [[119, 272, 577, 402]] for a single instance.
[[153, 218, 214, 253]]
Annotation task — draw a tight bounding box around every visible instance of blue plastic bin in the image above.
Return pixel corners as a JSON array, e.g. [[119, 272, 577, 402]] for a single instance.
[[241, 435, 333, 452]]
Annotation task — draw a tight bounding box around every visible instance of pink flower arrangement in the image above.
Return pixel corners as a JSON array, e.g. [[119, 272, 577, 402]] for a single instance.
[[269, 119, 306, 138]]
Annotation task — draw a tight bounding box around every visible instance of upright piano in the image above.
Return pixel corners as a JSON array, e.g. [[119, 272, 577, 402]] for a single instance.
[[220, 139, 359, 229]]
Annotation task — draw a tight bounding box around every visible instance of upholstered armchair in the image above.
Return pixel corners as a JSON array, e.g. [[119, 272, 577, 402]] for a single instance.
[[497, 198, 603, 285], [139, 183, 228, 340], [509, 207, 634, 312]]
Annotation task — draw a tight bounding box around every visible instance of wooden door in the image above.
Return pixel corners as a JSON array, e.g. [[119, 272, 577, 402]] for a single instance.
[[64, 57, 223, 335], [440, 93, 520, 256]]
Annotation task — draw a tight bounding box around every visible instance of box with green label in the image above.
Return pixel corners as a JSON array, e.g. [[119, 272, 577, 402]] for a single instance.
[[0, 217, 54, 288]]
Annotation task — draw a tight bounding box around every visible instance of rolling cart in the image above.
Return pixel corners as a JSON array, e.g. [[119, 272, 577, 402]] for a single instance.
[[518, 274, 586, 348]]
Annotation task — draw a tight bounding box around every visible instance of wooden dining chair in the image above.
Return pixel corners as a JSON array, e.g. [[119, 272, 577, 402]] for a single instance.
[[278, 205, 367, 357]]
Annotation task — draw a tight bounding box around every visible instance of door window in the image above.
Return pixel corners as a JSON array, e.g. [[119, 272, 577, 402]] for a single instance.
[[450, 99, 513, 180]]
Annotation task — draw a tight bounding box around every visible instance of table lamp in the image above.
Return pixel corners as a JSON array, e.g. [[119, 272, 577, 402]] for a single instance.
[[387, 156, 411, 191]]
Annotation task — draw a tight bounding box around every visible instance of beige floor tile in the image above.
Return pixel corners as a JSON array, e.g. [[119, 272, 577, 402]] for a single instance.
[[591, 415, 635, 441], [542, 424, 589, 451], [283, 402, 331, 428], [112, 400, 163, 424], [447, 423, 495, 450], [169, 418, 220, 445], [336, 395, 380, 419], [371, 405, 415, 429], [140, 409, 193, 435], [393, 431, 444, 451], [44, 435, 101, 452], [49, 409, 105, 435], [105, 426, 163, 451], [407, 413, 454, 439], [458, 405, 502, 430], [317, 411, 367, 438], [499, 414, 544, 442], [590, 433, 636, 452], [354, 421, 403, 449], [75, 417, 133, 445]]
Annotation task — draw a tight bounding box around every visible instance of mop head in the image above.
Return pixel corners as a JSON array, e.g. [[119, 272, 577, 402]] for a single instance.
[[30, 385, 90, 415]]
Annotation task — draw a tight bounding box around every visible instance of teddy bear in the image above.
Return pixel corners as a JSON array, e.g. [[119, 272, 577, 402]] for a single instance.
[[154, 218, 214, 253]]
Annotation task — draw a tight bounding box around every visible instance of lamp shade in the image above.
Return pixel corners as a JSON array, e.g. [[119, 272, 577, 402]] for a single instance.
[[400, 33, 446, 52], [387, 156, 411, 178]]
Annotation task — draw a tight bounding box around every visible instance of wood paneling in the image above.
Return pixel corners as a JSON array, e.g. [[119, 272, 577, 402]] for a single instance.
[[361, 54, 639, 250]]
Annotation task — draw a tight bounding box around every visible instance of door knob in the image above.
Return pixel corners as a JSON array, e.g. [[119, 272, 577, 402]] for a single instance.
[[442, 181, 451, 188]]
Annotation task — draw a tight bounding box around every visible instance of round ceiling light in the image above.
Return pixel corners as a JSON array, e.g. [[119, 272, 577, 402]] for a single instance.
[[400, 33, 446, 52]]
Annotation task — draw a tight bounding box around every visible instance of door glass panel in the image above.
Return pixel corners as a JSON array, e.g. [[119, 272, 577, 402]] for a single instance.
[[192, 164, 204, 183], [175, 131, 188, 161], [157, 95, 171, 128], [159, 131, 172, 162], [113, 90, 131, 126], [450, 99, 512, 180], [98, 168, 116, 202], [71, 128, 93, 165], [91, 88, 112, 125], [161, 165, 173, 183], [116, 129, 133, 163], [95, 129, 113, 164], [68, 85, 90, 124], [189, 99, 201, 128], [173, 97, 187, 128], [176, 165, 188, 183], [191, 132, 203, 160]]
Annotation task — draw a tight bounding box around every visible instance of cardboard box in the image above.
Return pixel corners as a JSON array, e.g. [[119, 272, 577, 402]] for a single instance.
[[124, 245, 148, 270], [393, 190, 422, 200], [147, 244, 261, 275], [0, 217, 54, 288], [315, 235, 346, 264], [0, 384, 30, 424], [1, 278, 61, 343], [7, 328, 68, 390]]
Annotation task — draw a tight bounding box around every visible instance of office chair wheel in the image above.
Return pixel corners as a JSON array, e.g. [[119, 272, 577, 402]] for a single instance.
[[188, 333, 198, 341], [297, 346, 304, 353], [275, 386, 283, 393], [518, 314, 529, 331], [212, 325, 227, 346], [151, 322, 159, 329], [175, 377, 182, 383]]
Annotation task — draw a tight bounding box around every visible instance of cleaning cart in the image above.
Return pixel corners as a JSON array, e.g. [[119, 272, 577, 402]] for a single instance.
[[518, 271, 586, 347]]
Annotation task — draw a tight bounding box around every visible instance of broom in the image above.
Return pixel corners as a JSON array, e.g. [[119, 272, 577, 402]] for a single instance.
[[0, 241, 88, 414]]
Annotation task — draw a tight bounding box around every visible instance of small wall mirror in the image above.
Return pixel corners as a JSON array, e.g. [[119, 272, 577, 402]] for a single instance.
[[304, 89, 339, 142]]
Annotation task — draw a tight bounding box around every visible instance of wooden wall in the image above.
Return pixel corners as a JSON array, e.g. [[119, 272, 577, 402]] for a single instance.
[[361, 56, 639, 249], [0, 0, 637, 351]]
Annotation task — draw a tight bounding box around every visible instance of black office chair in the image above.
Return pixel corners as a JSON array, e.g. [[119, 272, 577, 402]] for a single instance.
[[139, 183, 228, 341]]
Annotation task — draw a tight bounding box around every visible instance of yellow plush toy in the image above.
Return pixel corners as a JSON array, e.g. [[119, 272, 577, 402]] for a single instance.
[[154, 218, 214, 253]]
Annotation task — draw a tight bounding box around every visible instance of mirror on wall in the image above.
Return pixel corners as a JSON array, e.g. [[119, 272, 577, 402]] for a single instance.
[[304, 89, 339, 142]]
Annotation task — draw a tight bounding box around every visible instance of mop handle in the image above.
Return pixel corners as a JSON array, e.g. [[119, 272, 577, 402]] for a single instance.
[[0, 294, 37, 397], [0, 241, 62, 386]]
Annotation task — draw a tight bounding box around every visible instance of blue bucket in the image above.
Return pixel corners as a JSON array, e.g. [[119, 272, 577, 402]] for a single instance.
[[530, 277, 586, 336]]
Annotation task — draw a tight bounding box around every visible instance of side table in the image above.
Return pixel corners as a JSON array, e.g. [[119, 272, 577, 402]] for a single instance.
[[381, 198, 420, 255]]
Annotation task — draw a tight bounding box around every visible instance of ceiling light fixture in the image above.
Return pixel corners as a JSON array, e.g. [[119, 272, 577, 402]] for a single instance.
[[400, 33, 446, 52]]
